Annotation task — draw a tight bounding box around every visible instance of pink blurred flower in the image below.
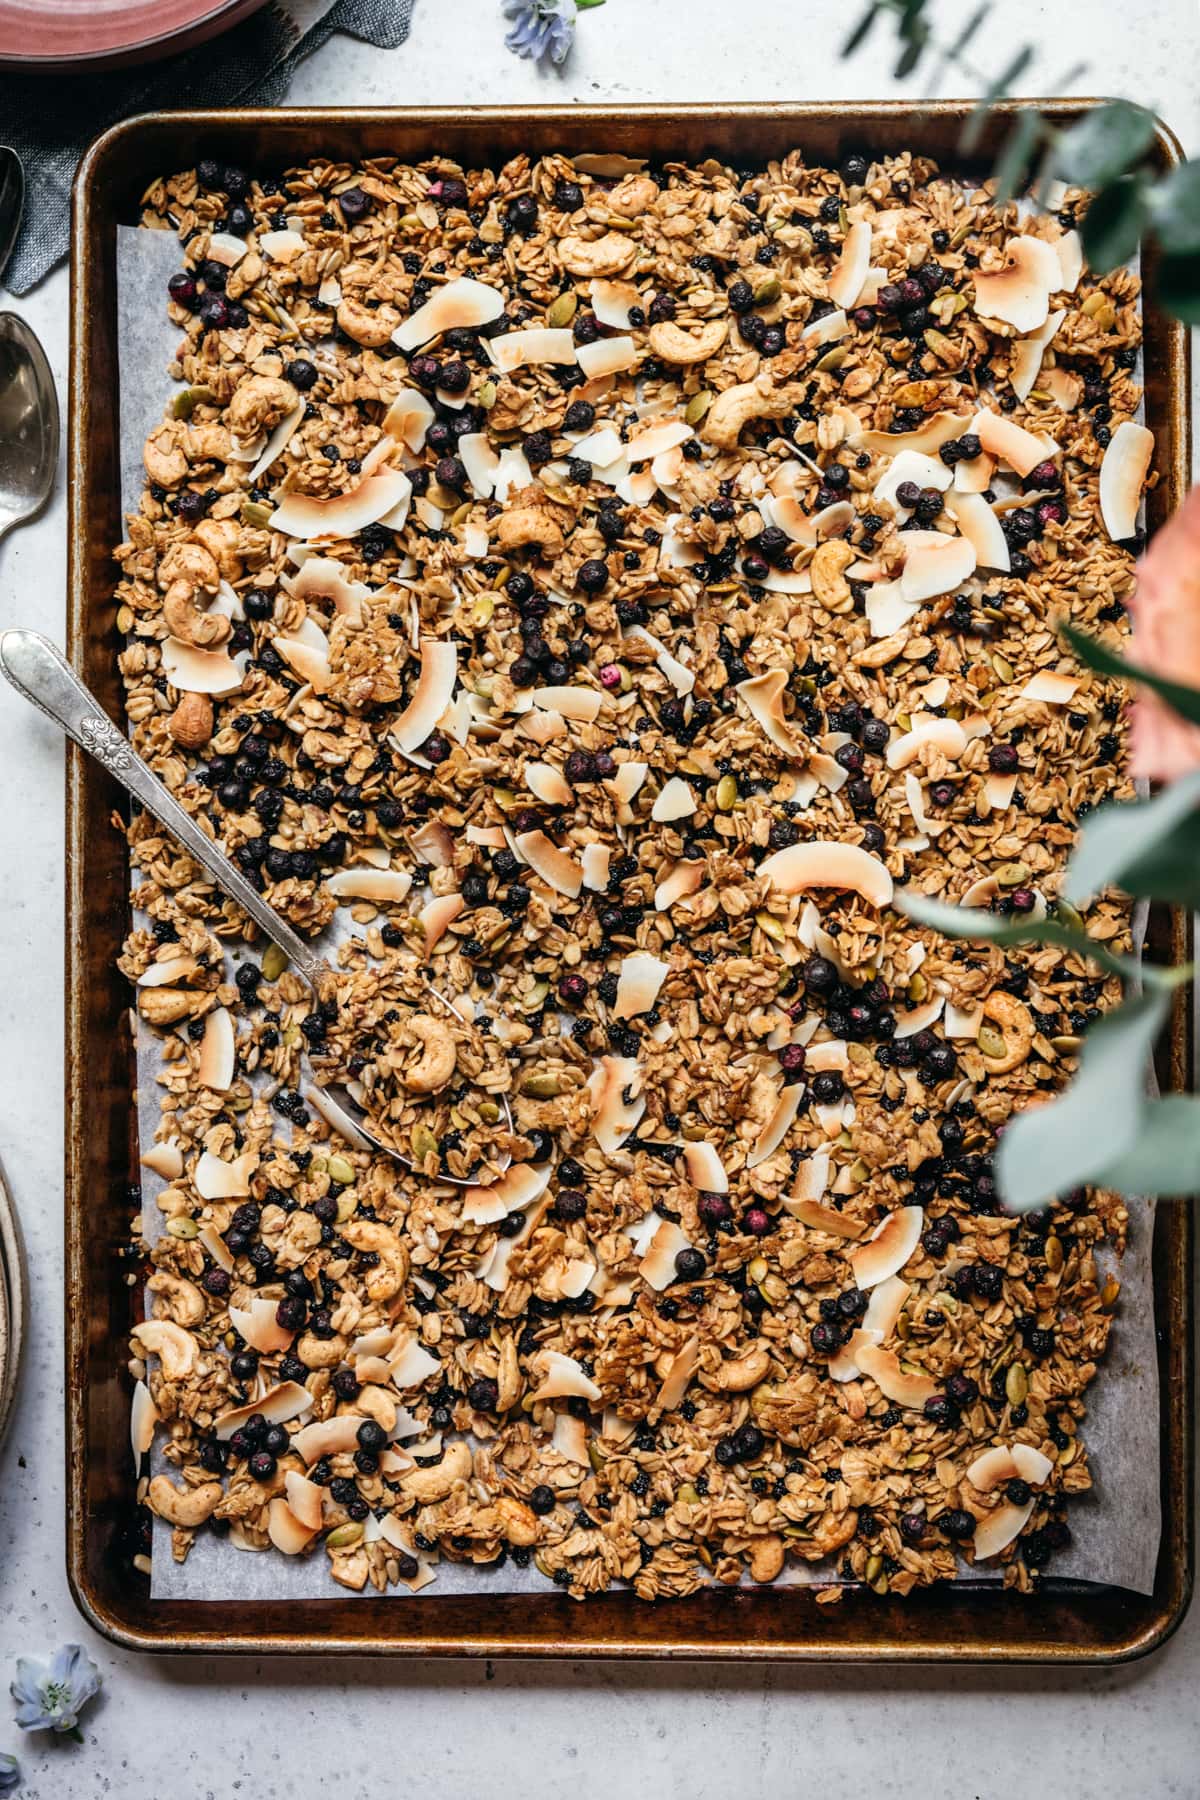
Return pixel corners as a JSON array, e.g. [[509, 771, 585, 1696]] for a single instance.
[[1127, 481, 1200, 779]]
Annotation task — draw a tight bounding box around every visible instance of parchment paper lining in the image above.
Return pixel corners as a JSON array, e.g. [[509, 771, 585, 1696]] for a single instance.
[[115, 220, 1161, 1603]]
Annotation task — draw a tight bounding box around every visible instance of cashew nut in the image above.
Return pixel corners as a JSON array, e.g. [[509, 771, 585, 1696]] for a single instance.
[[749, 1533, 785, 1583], [144, 422, 189, 488], [496, 1335, 522, 1412], [398, 1438, 473, 1503], [296, 1330, 347, 1369], [148, 1474, 223, 1528], [132, 1319, 199, 1378], [192, 517, 244, 581], [168, 692, 215, 749], [227, 374, 300, 440], [558, 232, 637, 278], [701, 378, 802, 450], [328, 1544, 370, 1590], [339, 1217, 409, 1302], [494, 506, 565, 560], [354, 1383, 398, 1433], [186, 424, 235, 464], [483, 1495, 539, 1546], [647, 318, 728, 365], [978, 990, 1035, 1074], [146, 1270, 206, 1328], [138, 987, 201, 1026], [810, 539, 856, 610], [714, 1346, 772, 1392], [337, 295, 401, 348], [164, 579, 233, 648], [159, 539, 220, 595], [403, 1014, 458, 1095]]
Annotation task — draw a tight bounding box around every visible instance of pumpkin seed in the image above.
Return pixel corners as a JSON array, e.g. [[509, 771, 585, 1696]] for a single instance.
[[587, 1441, 606, 1474], [116, 604, 134, 634], [715, 774, 739, 811], [335, 1192, 359, 1223], [241, 499, 273, 529], [1057, 1436, 1078, 1467], [677, 1481, 699, 1506], [325, 1522, 364, 1550], [992, 652, 1015, 682], [166, 1216, 199, 1240], [814, 347, 848, 372], [685, 389, 713, 425], [906, 972, 927, 1003], [471, 594, 495, 628], [261, 944, 289, 982], [327, 1154, 355, 1186], [521, 1072, 562, 1098], [411, 1124, 439, 1161], [870, 1573, 890, 1596], [1045, 1234, 1064, 1272], [1101, 1276, 1121, 1309], [172, 384, 215, 421], [1005, 1362, 1029, 1406], [1054, 899, 1085, 933], [747, 1256, 769, 1284], [1051, 1034, 1082, 1054], [547, 292, 578, 328], [865, 1553, 883, 1581], [904, 1451, 929, 1470], [995, 860, 1031, 887], [477, 379, 497, 409], [977, 1025, 1007, 1059], [753, 274, 781, 304], [479, 1101, 501, 1123], [754, 909, 786, 944]]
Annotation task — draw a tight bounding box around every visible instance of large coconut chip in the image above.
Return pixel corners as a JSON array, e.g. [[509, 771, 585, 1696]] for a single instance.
[[614, 950, 670, 1018], [760, 840, 894, 907], [972, 1499, 1035, 1562], [577, 336, 637, 378], [269, 469, 411, 539], [487, 327, 578, 373], [229, 1296, 296, 1355], [886, 717, 968, 770], [293, 1416, 365, 1463], [161, 637, 244, 696], [131, 1379, 159, 1460], [899, 536, 977, 604], [531, 1350, 602, 1404], [655, 859, 705, 911], [975, 407, 1056, 479], [391, 638, 458, 752], [419, 892, 465, 956], [973, 235, 1061, 333], [651, 776, 697, 822], [1009, 310, 1065, 403], [383, 387, 437, 452], [854, 1341, 937, 1409], [325, 866, 413, 904], [195, 1148, 258, 1200], [736, 668, 805, 758], [515, 829, 584, 899], [267, 1498, 318, 1556], [747, 1082, 805, 1169], [826, 220, 872, 309], [248, 401, 306, 484], [848, 1204, 923, 1288], [944, 490, 1011, 572], [588, 1054, 644, 1153], [683, 1141, 729, 1192], [639, 1218, 694, 1291], [198, 1006, 235, 1091], [391, 276, 505, 351], [1099, 420, 1154, 541], [625, 419, 693, 464], [215, 1381, 312, 1440]]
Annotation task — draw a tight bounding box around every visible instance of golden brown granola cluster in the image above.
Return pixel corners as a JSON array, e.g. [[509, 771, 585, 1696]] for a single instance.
[[119, 144, 1145, 1600]]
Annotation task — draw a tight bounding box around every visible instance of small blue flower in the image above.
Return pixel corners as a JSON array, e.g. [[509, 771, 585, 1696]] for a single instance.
[[0, 1751, 19, 1792], [10, 1645, 101, 1741], [502, 0, 579, 66]]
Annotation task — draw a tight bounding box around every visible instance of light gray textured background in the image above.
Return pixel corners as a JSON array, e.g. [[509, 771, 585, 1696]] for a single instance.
[[0, 2, 1197, 1795]]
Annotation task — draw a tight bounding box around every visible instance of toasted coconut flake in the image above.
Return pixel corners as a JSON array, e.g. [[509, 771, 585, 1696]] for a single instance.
[[736, 668, 805, 758], [614, 951, 670, 1019], [552, 1412, 590, 1467], [944, 489, 1011, 573], [874, 450, 952, 511], [1010, 310, 1065, 403], [967, 1445, 1023, 1491], [285, 1472, 325, 1533], [609, 759, 649, 809], [462, 1160, 552, 1225], [283, 555, 370, 624], [790, 1147, 834, 1203], [293, 1416, 364, 1463], [827, 220, 872, 309], [577, 335, 637, 378], [392, 276, 505, 351], [1042, 366, 1083, 412], [801, 308, 849, 346], [893, 996, 946, 1039], [198, 1006, 235, 1092], [419, 892, 465, 957], [131, 1380, 159, 1461], [854, 1341, 937, 1409], [945, 999, 985, 1039], [625, 626, 694, 695], [747, 1082, 805, 1169], [984, 772, 1018, 811], [390, 1338, 442, 1387], [590, 278, 642, 329], [973, 235, 1060, 332], [383, 387, 436, 453], [954, 443, 997, 492], [581, 842, 612, 890], [850, 411, 973, 458], [248, 401, 306, 484], [267, 1499, 317, 1557], [195, 1148, 257, 1200], [391, 638, 458, 752], [849, 1205, 923, 1289], [651, 775, 697, 822], [214, 1386, 312, 1447], [459, 432, 501, 497], [137, 954, 197, 987], [273, 634, 330, 693], [487, 327, 578, 373], [204, 230, 249, 268], [1020, 670, 1079, 705], [269, 469, 411, 539], [683, 1141, 728, 1192], [900, 536, 977, 604], [804, 1039, 849, 1072], [761, 840, 894, 907], [864, 581, 921, 639], [640, 1218, 694, 1291], [974, 407, 1055, 479], [531, 1350, 603, 1404], [141, 1139, 184, 1180], [326, 866, 413, 905], [973, 1500, 1035, 1561], [886, 716, 968, 770], [572, 426, 625, 467], [1099, 420, 1154, 541], [626, 419, 693, 464], [656, 1333, 701, 1412], [532, 684, 602, 722], [655, 858, 705, 911], [412, 818, 455, 868], [161, 637, 243, 696], [229, 1296, 296, 1355], [863, 1274, 910, 1341], [515, 828, 584, 899], [525, 761, 573, 806], [259, 227, 307, 264], [1056, 228, 1083, 293], [588, 1054, 644, 1153]]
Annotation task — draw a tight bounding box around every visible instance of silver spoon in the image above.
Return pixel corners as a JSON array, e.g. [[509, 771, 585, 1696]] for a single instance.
[[0, 314, 58, 547], [0, 148, 22, 287], [0, 629, 512, 1182]]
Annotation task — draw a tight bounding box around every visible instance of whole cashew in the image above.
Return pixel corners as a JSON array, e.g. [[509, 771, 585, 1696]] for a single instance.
[[186, 424, 234, 464], [132, 1319, 199, 1378], [354, 1383, 398, 1433], [647, 318, 728, 365], [481, 1495, 539, 1546], [714, 1346, 772, 1393], [159, 539, 220, 595], [148, 1475, 223, 1528], [978, 990, 1035, 1074], [608, 174, 659, 216], [164, 579, 233, 648], [138, 987, 201, 1026], [494, 507, 565, 560], [192, 517, 244, 581], [558, 232, 637, 278], [398, 1438, 472, 1503], [227, 374, 300, 440], [749, 1533, 785, 1583], [339, 1217, 409, 1303], [146, 1270, 206, 1328], [810, 539, 856, 610], [337, 295, 402, 348], [327, 1544, 370, 1590], [296, 1329, 348, 1369], [403, 1014, 458, 1095], [144, 423, 189, 488], [701, 379, 803, 451]]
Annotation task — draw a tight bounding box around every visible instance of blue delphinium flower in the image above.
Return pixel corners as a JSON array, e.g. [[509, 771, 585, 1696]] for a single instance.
[[10, 1646, 101, 1742], [502, 0, 579, 66], [0, 1752, 19, 1792]]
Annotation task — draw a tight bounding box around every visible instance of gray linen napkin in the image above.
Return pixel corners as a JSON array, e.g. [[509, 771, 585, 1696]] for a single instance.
[[0, 0, 416, 296]]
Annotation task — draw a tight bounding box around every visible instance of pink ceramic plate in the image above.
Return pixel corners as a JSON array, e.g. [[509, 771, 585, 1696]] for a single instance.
[[0, 0, 269, 70]]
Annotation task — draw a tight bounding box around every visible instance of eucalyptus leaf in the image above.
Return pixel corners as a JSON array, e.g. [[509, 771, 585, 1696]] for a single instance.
[[945, 3, 990, 58], [1053, 100, 1158, 188], [1146, 159, 1200, 255], [1065, 769, 1200, 904], [1156, 251, 1200, 325], [1091, 1095, 1200, 1196], [1061, 625, 1200, 729], [841, 3, 881, 56], [1081, 174, 1147, 273], [996, 987, 1170, 1212], [992, 111, 1042, 205], [894, 891, 1147, 983], [1093, 812, 1200, 909]]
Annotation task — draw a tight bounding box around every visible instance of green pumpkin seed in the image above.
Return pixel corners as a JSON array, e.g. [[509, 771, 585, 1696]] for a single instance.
[[1005, 1363, 1029, 1406], [977, 1025, 1007, 1059], [685, 390, 713, 425], [814, 347, 847, 372], [336, 1192, 359, 1223], [471, 594, 495, 628], [677, 1482, 699, 1505], [1045, 1234, 1064, 1272], [241, 499, 273, 529], [325, 1521, 364, 1550], [521, 1072, 562, 1098], [747, 1256, 769, 1284], [411, 1124, 439, 1161], [327, 1154, 355, 1186], [261, 944, 289, 982], [477, 379, 497, 410], [715, 774, 739, 811], [172, 384, 215, 421], [755, 909, 786, 943], [871, 1573, 890, 1596], [865, 1553, 883, 1581], [479, 1100, 501, 1123], [907, 972, 927, 1003], [995, 860, 1031, 887], [546, 292, 578, 328], [587, 1442, 606, 1474], [166, 1216, 199, 1240], [753, 274, 781, 304], [992, 653, 1015, 683], [1054, 899, 1085, 932]]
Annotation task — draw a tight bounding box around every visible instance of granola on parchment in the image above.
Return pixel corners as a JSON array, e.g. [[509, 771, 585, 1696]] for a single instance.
[[116, 143, 1149, 1600]]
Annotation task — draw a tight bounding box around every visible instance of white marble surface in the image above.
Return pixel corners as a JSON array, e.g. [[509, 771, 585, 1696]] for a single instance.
[[0, 3, 1197, 1794]]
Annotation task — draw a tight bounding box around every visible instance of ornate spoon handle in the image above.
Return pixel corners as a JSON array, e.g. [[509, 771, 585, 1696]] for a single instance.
[[0, 629, 325, 980]]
